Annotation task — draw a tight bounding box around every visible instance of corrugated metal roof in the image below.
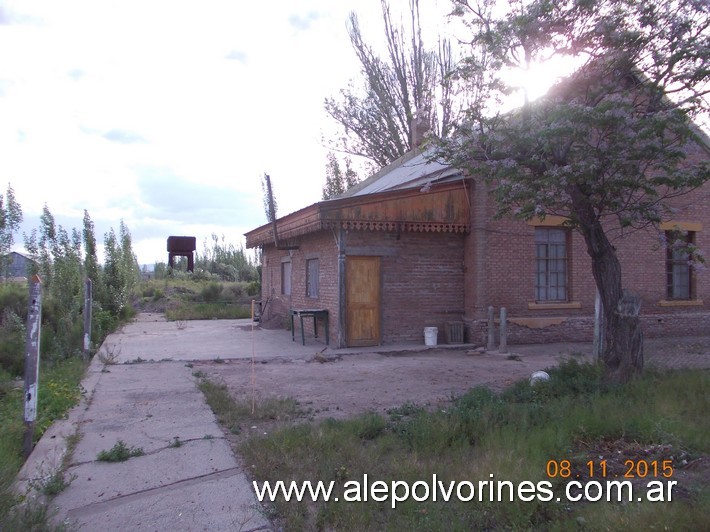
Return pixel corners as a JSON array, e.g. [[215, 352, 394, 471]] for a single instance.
[[343, 149, 461, 198]]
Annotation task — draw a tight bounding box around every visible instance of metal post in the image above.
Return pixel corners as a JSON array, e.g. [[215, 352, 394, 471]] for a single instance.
[[499, 307, 508, 353], [487, 306, 495, 351], [23, 275, 43, 458], [83, 278, 93, 359]]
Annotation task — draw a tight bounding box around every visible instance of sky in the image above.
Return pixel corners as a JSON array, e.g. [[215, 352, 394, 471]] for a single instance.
[[0, 0, 559, 266]]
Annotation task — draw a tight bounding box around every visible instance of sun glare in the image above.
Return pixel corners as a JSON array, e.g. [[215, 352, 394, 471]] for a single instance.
[[501, 55, 584, 108]]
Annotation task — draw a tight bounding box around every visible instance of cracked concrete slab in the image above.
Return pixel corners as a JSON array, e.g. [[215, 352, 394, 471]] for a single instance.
[[17, 317, 281, 531]]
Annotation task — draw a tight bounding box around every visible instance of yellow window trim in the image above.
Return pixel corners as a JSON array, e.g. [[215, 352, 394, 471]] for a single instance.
[[528, 301, 582, 310], [527, 215, 569, 227], [658, 299, 704, 307], [660, 221, 703, 232]]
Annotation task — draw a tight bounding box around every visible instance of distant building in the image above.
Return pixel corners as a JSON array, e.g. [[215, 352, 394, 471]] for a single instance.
[[3, 251, 37, 279]]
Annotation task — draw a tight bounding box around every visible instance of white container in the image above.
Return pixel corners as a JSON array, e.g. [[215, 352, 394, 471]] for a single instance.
[[424, 327, 438, 346]]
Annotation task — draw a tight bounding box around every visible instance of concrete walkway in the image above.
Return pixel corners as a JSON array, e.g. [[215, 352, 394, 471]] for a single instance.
[[16, 314, 334, 531], [14, 314, 598, 530]]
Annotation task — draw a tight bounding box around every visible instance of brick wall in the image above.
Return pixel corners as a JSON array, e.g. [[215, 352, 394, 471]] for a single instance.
[[345, 230, 465, 344], [260, 229, 465, 346], [465, 140, 710, 344]]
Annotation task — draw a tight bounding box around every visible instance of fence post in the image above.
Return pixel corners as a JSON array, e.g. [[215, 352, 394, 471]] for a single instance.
[[84, 278, 93, 359], [487, 306, 495, 351], [499, 307, 508, 353], [23, 275, 43, 458], [593, 289, 604, 360]]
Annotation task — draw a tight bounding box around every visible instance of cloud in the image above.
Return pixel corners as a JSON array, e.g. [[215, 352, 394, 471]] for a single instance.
[[0, 5, 41, 25], [68, 69, 86, 81], [134, 166, 261, 227], [225, 50, 247, 64], [102, 129, 146, 144], [288, 11, 321, 31], [0, 79, 11, 96], [0, 6, 14, 25]]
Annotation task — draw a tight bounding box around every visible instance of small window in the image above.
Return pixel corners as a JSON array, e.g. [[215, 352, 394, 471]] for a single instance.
[[666, 231, 694, 300], [281, 261, 292, 296], [535, 228, 568, 302], [306, 258, 319, 298]]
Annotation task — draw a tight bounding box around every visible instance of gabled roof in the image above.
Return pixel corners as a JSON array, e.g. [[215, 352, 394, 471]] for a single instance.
[[245, 151, 469, 248], [338, 148, 462, 198]]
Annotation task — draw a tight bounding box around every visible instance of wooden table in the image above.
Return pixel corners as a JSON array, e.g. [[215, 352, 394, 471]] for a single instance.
[[290, 309, 329, 346]]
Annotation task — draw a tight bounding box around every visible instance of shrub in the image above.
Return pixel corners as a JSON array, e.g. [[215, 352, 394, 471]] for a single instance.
[[201, 282, 222, 303], [246, 281, 260, 297], [0, 309, 24, 376]]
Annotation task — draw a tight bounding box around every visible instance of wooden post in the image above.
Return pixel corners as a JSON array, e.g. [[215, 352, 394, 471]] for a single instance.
[[499, 307, 508, 353], [83, 277, 93, 359], [337, 228, 347, 348], [23, 275, 43, 458], [487, 306, 495, 351], [593, 290, 604, 360]]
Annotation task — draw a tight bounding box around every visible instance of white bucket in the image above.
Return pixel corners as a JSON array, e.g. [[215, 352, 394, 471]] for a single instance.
[[424, 327, 438, 346]]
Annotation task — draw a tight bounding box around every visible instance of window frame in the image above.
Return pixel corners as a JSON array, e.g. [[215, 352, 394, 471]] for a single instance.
[[666, 231, 694, 300], [534, 227, 569, 303], [306, 258, 319, 299], [280, 260, 292, 296]]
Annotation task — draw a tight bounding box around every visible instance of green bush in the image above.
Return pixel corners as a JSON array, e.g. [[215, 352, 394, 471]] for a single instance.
[[0, 309, 24, 376], [93, 309, 117, 340], [201, 282, 222, 303], [0, 284, 26, 319], [246, 281, 260, 297]]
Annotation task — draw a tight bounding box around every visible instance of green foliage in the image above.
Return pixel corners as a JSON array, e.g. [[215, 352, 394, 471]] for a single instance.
[[1, 357, 85, 527], [102, 221, 139, 315], [166, 302, 252, 321], [322, 152, 360, 200], [0, 184, 23, 279], [324, 1, 460, 170], [438, 0, 710, 380], [200, 282, 222, 303], [246, 281, 260, 297], [195, 233, 259, 282], [0, 308, 25, 377], [198, 378, 301, 434], [96, 440, 145, 462], [240, 366, 709, 530]]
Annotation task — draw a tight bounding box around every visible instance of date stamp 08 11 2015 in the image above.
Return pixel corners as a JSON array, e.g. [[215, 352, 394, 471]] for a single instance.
[[546, 459, 674, 480]]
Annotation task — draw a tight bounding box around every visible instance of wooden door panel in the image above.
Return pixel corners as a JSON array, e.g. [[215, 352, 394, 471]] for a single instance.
[[346, 257, 381, 347]]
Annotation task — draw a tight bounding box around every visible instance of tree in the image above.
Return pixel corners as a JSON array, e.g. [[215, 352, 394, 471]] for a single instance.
[[103, 221, 139, 314], [324, 0, 464, 173], [260, 173, 278, 223], [322, 152, 360, 200], [439, 0, 710, 382], [82, 210, 100, 284], [0, 184, 22, 279]]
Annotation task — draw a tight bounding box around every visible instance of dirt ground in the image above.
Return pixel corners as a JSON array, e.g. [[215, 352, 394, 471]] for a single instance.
[[192, 335, 710, 423]]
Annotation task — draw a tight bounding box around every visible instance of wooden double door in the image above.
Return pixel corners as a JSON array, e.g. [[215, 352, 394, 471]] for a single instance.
[[345, 256, 381, 347]]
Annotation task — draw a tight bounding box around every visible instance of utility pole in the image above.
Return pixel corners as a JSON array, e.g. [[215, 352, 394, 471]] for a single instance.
[[23, 275, 42, 458]]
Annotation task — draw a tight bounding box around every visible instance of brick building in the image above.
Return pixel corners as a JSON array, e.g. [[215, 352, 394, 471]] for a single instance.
[[245, 134, 709, 348]]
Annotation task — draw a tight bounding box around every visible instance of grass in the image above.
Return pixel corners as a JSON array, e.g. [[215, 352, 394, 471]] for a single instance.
[[233, 361, 709, 531], [135, 278, 259, 321], [96, 440, 145, 462], [0, 357, 87, 529], [198, 378, 301, 435], [166, 302, 252, 321]]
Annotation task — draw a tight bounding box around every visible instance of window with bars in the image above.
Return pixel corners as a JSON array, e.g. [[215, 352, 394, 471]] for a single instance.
[[666, 231, 694, 300], [306, 258, 319, 298], [535, 228, 568, 302], [281, 261, 291, 296]]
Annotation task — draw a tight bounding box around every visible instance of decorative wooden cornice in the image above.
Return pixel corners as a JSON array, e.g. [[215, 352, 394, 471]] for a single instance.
[[245, 181, 470, 248]]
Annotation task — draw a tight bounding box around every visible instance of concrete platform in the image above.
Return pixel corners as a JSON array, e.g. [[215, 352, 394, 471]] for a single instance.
[[14, 313, 597, 530]]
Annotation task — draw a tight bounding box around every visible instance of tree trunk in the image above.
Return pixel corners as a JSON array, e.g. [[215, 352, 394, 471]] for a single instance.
[[579, 218, 644, 383]]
